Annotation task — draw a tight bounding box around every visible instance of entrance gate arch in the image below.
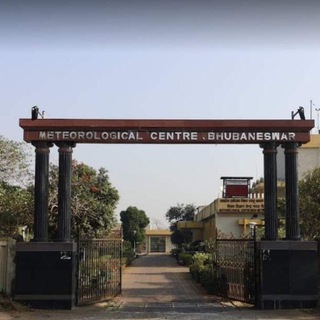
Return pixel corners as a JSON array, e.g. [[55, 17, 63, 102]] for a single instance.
[[16, 117, 318, 309]]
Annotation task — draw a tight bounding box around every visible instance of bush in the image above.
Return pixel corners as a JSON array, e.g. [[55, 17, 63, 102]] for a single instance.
[[122, 240, 135, 265], [189, 252, 218, 294], [177, 252, 193, 266], [189, 252, 210, 280]]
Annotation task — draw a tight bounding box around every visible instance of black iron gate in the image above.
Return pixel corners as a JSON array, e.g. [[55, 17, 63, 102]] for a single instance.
[[76, 230, 122, 306], [216, 239, 257, 304]]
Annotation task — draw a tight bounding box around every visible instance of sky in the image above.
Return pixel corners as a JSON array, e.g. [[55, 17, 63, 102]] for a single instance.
[[1, 0, 320, 229]]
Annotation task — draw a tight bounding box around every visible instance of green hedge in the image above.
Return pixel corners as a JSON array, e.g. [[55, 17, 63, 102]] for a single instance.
[[189, 252, 218, 295]]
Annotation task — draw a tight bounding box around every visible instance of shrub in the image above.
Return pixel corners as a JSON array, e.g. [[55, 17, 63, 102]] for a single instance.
[[189, 251, 218, 294], [122, 240, 135, 265], [189, 252, 210, 281], [177, 252, 193, 266]]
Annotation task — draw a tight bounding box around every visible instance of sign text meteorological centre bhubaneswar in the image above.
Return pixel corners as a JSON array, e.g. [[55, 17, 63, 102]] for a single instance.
[[37, 130, 297, 143]]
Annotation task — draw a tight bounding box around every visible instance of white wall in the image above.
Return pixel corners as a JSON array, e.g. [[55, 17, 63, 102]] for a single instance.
[[298, 148, 320, 179], [215, 213, 262, 238], [277, 146, 286, 180], [165, 236, 174, 253], [0, 238, 16, 295], [278, 142, 320, 181]]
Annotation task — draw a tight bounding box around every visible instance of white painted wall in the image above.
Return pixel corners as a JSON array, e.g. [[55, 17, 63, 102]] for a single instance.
[[277, 137, 320, 181], [298, 148, 320, 179], [215, 213, 263, 238], [0, 238, 16, 295], [165, 236, 174, 253]]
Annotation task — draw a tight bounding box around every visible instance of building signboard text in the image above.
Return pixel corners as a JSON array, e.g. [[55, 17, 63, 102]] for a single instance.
[[217, 198, 264, 213], [35, 130, 296, 144]]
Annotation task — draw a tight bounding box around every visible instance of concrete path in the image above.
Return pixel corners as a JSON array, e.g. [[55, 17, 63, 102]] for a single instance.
[[115, 253, 214, 304], [0, 253, 319, 319]]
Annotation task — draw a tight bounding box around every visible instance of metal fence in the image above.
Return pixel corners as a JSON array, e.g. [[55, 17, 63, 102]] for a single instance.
[[76, 230, 122, 306], [216, 239, 256, 304]]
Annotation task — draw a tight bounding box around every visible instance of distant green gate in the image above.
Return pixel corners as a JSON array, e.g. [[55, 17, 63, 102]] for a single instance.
[[76, 230, 122, 306]]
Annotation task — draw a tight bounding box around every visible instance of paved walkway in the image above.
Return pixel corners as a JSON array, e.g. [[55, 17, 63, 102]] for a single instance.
[[0, 253, 319, 319], [115, 253, 214, 304]]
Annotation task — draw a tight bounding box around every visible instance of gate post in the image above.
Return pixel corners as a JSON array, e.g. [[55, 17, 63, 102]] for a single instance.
[[56, 142, 75, 242], [261, 142, 278, 240], [284, 142, 300, 240], [15, 142, 77, 309], [32, 142, 52, 242], [257, 143, 318, 309]]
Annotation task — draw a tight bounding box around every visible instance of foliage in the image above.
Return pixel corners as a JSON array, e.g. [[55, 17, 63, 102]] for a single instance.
[[122, 240, 136, 265], [0, 136, 33, 237], [0, 181, 33, 237], [188, 240, 205, 252], [216, 229, 234, 239], [190, 252, 211, 271], [177, 252, 193, 266], [189, 252, 211, 281], [189, 250, 218, 295], [48, 161, 119, 239], [165, 203, 195, 246], [165, 203, 195, 222], [120, 206, 150, 247], [0, 136, 119, 239], [204, 238, 216, 257], [299, 167, 320, 240], [277, 197, 286, 218], [203, 238, 217, 289], [251, 224, 286, 240], [0, 135, 32, 186]]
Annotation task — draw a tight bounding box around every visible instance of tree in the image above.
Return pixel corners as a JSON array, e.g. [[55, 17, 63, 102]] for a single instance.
[[299, 167, 320, 240], [120, 206, 150, 247], [277, 198, 286, 218], [165, 203, 196, 247], [0, 135, 32, 186], [0, 136, 33, 237], [0, 181, 33, 237], [48, 160, 119, 239]]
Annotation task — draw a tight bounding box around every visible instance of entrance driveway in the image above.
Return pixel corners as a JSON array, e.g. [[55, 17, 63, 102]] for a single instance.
[[115, 253, 213, 304], [0, 253, 319, 319]]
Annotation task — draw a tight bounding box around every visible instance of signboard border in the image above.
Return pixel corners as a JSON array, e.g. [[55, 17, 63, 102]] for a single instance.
[[19, 119, 314, 144]]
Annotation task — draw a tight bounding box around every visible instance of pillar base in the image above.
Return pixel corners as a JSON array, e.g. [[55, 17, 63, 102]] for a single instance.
[[14, 242, 77, 310], [256, 241, 318, 309]]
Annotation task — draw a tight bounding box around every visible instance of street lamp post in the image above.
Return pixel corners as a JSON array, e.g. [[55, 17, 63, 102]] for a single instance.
[[133, 230, 136, 255], [316, 108, 320, 134]]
